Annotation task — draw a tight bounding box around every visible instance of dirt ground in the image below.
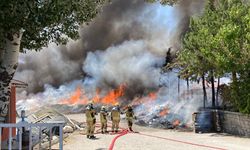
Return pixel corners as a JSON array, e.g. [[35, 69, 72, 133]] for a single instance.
[[52, 114, 250, 150]]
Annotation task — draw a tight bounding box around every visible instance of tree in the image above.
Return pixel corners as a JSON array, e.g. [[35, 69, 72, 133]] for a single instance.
[[212, 0, 250, 112], [174, 0, 250, 111], [173, 0, 219, 107], [0, 0, 107, 122]]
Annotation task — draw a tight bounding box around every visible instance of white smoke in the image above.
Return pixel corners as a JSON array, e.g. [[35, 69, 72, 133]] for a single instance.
[[15, 0, 208, 125], [132, 71, 205, 125], [83, 40, 164, 91]]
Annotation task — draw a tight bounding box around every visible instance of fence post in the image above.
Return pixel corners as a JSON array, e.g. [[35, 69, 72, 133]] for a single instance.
[[59, 125, 63, 150], [49, 127, 52, 150], [29, 126, 32, 150], [19, 128, 22, 150], [0, 127, 2, 149], [39, 126, 42, 150], [8, 127, 12, 150]]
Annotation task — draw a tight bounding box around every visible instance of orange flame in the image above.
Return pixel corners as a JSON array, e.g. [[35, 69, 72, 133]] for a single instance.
[[172, 119, 180, 127], [130, 91, 158, 106], [101, 84, 125, 105], [148, 92, 157, 100], [159, 108, 169, 117], [93, 88, 101, 103], [60, 84, 126, 105], [60, 87, 88, 105]]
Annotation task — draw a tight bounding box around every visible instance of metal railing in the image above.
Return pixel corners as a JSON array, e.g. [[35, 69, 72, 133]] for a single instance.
[[0, 122, 64, 150]]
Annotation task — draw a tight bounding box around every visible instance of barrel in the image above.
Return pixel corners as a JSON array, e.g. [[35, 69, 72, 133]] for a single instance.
[[193, 110, 213, 133]]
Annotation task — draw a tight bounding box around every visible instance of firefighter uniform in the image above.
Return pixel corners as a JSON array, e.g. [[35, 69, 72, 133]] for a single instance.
[[85, 103, 96, 139], [100, 106, 108, 133], [126, 105, 136, 131], [111, 105, 121, 132]]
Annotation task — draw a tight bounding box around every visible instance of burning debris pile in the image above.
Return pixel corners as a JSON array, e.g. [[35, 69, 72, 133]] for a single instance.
[[14, 0, 208, 132], [132, 91, 194, 130], [135, 106, 187, 130], [16, 71, 207, 131]]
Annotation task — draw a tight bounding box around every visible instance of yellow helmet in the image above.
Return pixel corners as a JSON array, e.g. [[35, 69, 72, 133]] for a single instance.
[[101, 106, 106, 110], [87, 101, 94, 108], [114, 102, 119, 106], [88, 100, 93, 105]]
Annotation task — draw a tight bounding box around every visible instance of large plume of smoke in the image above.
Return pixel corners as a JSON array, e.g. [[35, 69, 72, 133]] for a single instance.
[[15, 0, 205, 94], [15, 0, 208, 123], [83, 40, 164, 99]]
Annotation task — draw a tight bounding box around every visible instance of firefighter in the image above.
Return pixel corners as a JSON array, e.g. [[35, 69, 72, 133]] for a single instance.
[[125, 105, 136, 131], [111, 103, 121, 133], [100, 106, 108, 134], [85, 101, 96, 139]]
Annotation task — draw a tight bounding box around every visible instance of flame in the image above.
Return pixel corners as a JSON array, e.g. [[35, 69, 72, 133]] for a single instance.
[[159, 108, 169, 117], [60, 87, 88, 105], [172, 119, 180, 127], [101, 84, 125, 105], [93, 88, 101, 103], [60, 84, 126, 105], [130, 91, 158, 106], [148, 92, 157, 100]]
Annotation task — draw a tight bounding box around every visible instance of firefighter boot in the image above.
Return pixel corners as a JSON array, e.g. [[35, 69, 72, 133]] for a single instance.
[[129, 127, 133, 132], [90, 135, 96, 139]]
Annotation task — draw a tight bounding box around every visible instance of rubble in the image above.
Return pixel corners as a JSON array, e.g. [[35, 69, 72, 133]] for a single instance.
[[19, 107, 83, 149], [134, 106, 191, 130], [63, 126, 74, 133]]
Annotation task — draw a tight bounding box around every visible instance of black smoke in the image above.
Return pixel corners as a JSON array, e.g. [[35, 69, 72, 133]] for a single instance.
[[15, 0, 205, 94]]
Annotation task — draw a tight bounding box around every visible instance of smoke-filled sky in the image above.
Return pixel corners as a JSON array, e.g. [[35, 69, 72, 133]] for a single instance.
[[15, 0, 205, 96]]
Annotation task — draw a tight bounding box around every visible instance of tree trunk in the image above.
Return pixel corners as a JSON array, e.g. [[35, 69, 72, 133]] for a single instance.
[[0, 32, 23, 122], [216, 77, 220, 106], [202, 75, 207, 108], [177, 75, 180, 95], [186, 78, 189, 100], [186, 78, 189, 90], [232, 72, 237, 85], [211, 72, 216, 108]]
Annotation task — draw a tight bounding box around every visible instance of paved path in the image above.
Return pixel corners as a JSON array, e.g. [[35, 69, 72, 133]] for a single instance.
[[53, 114, 250, 150]]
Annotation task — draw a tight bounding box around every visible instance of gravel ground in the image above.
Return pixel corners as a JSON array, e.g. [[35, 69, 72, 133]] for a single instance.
[[52, 114, 250, 150]]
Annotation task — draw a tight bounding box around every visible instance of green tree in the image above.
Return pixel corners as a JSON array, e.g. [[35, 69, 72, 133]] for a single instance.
[[175, 0, 250, 111], [0, 0, 107, 122], [212, 0, 250, 112], [175, 0, 219, 107]]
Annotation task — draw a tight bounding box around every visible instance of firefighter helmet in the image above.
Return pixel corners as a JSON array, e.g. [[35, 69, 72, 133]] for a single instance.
[[101, 106, 106, 111]]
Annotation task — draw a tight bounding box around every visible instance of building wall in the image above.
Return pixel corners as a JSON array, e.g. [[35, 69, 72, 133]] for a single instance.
[[220, 111, 250, 137]]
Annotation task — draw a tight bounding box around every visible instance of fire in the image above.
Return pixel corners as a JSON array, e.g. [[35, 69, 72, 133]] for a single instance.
[[60, 84, 126, 105], [130, 91, 158, 106], [101, 84, 125, 105], [159, 108, 169, 117], [93, 88, 101, 103], [60, 87, 88, 105], [172, 119, 180, 127], [148, 92, 157, 100]]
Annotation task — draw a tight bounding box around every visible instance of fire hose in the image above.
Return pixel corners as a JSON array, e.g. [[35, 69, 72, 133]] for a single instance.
[[80, 121, 227, 150], [108, 131, 227, 150], [135, 133, 227, 150], [108, 129, 129, 150]]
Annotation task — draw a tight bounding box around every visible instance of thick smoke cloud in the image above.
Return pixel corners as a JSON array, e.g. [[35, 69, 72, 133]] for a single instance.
[[83, 40, 165, 98], [14, 0, 205, 95]]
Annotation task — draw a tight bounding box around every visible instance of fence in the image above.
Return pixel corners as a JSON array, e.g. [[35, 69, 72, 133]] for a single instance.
[[219, 110, 250, 137], [0, 122, 64, 150]]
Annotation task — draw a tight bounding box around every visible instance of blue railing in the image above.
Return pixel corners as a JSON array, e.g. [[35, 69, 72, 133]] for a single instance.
[[0, 122, 64, 150]]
